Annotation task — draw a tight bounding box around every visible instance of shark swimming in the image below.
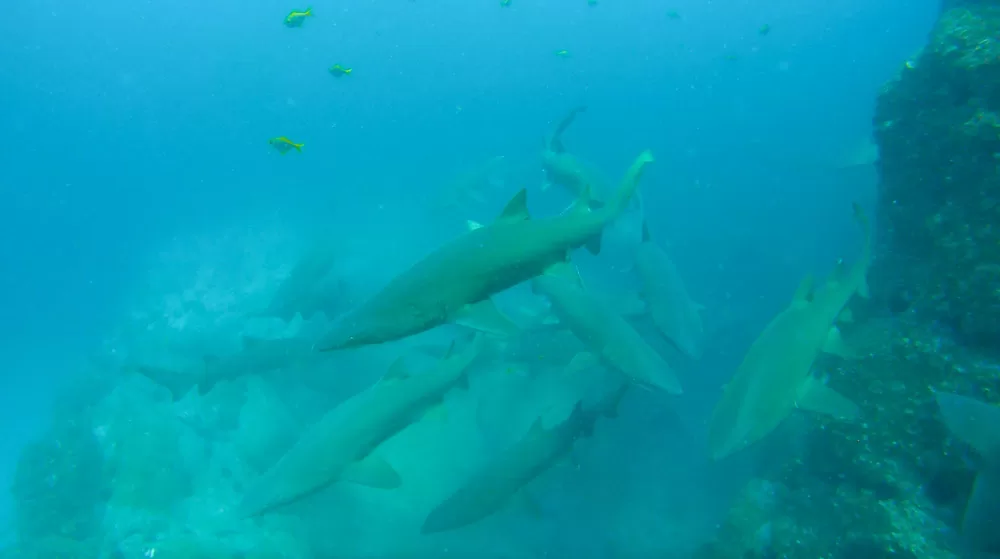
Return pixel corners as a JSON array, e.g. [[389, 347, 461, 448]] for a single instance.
[[707, 203, 871, 461], [934, 391, 1000, 554], [257, 240, 353, 321], [316, 150, 655, 351], [238, 335, 484, 517], [632, 221, 705, 360], [540, 106, 609, 201], [531, 262, 682, 394], [421, 381, 628, 534]]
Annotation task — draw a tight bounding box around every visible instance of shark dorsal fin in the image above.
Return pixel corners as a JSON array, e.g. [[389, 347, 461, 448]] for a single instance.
[[829, 259, 850, 286], [792, 275, 814, 306], [466, 220, 484, 232], [496, 189, 530, 223], [383, 357, 411, 382], [528, 416, 545, 434]]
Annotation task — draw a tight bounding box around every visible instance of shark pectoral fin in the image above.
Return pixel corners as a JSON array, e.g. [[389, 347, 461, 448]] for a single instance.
[[792, 275, 815, 306], [585, 233, 602, 255], [837, 308, 855, 324], [466, 220, 484, 231], [453, 299, 520, 337], [566, 351, 601, 375], [822, 326, 859, 359], [341, 455, 402, 490], [495, 188, 531, 223], [796, 377, 859, 421], [382, 356, 412, 382]]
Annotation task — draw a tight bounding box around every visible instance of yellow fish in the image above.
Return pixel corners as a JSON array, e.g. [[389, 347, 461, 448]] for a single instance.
[[500, 0, 511, 6], [284, 7, 313, 28], [555, 50, 571, 58], [329, 64, 353, 77], [269, 137, 304, 154]]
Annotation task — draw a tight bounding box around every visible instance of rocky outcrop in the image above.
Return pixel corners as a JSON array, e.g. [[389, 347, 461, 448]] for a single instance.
[[694, 6, 1000, 555], [873, 1, 1000, 347]]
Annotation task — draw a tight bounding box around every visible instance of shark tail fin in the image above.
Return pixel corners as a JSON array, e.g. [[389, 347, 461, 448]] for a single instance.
[[547, 106, 587, 152], [641, 220, 651, 243], [609, 150, 654, 217], [934, 391, 1000, 553]]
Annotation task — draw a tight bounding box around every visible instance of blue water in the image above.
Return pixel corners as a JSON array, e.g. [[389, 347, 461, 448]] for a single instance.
[[0, 0, 939, 553]]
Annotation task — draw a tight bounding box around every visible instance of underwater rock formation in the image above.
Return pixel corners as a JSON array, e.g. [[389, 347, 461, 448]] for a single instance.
[[872, 0, 1000, 347], [694, 313, 1000, 559], [8, 417, 108, 558], [695, 6, 1000, 552]]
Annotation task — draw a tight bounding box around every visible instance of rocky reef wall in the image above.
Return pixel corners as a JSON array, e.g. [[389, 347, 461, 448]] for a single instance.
[[696, 3, 1000, 558], [873, 0, 1000, 348]]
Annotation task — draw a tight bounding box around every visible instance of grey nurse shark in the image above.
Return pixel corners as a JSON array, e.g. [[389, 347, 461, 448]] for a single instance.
[[238, 334, 484, 517], [317, 149, 655, 351], [629, 222, 706, 361], [530, 262, 682, 395], [421, 381, 629, 534], [707, 203, 871, 461], [934, 391, 1000, 555]]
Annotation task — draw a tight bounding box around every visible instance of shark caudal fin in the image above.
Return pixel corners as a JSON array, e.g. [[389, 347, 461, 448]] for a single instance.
[[608, 150, 654, 217], [935, 392, 1000, 553], [546, 106, 588, 153]]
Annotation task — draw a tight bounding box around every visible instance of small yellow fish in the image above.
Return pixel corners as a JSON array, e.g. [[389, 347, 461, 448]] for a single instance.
[[500, 0, 511, 6], [328, 64, 352, 77], [555, 49, 570, 58], [284, 7, 313, 28], [269, 137, 304, 154]]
